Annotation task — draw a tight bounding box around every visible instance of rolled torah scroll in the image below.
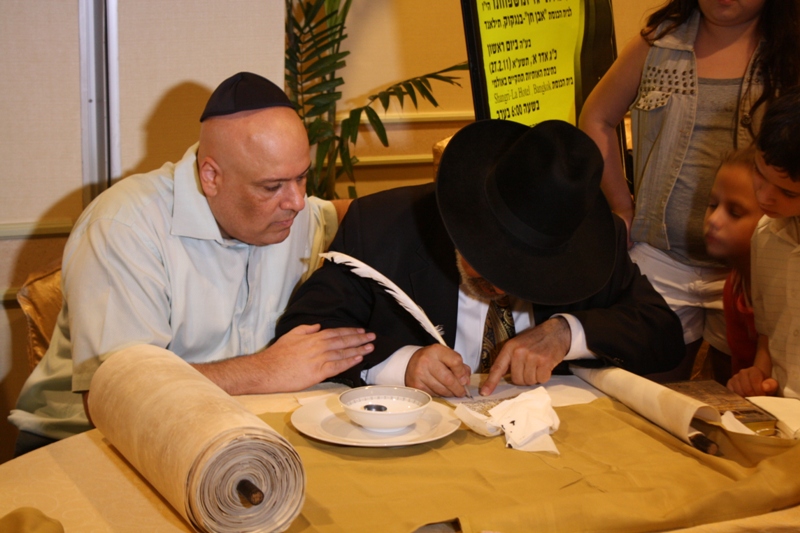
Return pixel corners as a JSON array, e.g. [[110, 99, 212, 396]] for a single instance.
[[89, 344, 305, 533]]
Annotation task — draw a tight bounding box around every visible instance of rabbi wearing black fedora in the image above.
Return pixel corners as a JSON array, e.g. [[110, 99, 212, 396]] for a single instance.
[[277, 119, 684, 397]]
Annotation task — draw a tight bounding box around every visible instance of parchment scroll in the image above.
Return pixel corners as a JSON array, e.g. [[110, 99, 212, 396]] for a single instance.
[[89, 344, 304, 533], [571, 366, 721, 444]]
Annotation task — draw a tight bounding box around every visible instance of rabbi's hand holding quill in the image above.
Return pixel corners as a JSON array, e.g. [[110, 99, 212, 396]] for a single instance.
[[404, 317, 571, 398], [405, 345, 473, 398]]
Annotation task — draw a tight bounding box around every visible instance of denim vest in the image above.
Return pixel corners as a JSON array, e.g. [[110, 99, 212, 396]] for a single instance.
[[630, 10, 763, 249]]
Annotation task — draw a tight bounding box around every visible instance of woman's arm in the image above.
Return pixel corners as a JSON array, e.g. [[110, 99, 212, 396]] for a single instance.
[[579, 35, 651, 242]]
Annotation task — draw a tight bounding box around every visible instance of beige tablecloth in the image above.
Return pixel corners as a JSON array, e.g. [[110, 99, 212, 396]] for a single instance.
[[260, 395, 800, 533], [2, 381, 800, 532]]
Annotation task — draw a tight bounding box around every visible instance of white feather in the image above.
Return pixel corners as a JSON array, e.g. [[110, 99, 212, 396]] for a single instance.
[[320, 251, 446, 345]]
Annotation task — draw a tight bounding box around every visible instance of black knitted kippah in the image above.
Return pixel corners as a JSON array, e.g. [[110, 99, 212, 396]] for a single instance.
[[199, 72, 294, 122]]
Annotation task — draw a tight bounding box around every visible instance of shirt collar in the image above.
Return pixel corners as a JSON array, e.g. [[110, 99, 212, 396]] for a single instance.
[[653, 10, 700, 52], [768, 216, 800, 252], [171, 143, 226, 242]]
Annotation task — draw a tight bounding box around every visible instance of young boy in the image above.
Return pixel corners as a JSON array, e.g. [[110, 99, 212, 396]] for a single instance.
[[727, 87, 800, 400], [703, 147, 764, 383]]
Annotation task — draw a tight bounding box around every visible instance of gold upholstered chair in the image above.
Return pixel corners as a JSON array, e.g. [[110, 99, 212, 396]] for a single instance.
[[16, 263, 62, 372]]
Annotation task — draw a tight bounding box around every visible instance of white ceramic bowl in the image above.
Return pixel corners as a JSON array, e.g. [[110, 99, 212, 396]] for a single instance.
[[339, 386, 432, 432]]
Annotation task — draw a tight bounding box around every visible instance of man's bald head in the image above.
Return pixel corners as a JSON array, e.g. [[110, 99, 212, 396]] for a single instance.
[[196, 107, 311, 246]]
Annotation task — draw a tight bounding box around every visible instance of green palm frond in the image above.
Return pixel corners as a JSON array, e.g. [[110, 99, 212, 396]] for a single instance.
[[353, 62, 469, 150], [286, 0, 466, 199]]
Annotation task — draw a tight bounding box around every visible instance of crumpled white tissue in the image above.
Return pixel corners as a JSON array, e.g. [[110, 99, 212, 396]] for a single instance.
[[454, 388, 560, 453]]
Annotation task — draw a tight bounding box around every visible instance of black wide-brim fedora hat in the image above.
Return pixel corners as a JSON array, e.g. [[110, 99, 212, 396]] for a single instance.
[[436, 119, 616, 305]]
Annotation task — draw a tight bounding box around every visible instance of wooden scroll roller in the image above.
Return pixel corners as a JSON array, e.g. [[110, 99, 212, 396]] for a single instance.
[[237, 479, 265, 506], [89, 345, 305, 533], [689, 433, 719, 456]]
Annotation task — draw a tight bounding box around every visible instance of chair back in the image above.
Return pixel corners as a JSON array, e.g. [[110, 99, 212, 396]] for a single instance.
[[16, 264, 62, 372]]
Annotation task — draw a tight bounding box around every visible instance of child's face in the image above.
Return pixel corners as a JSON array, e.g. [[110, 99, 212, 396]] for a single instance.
[[753, 151, 800, 219], [704, 162, 764, 262]]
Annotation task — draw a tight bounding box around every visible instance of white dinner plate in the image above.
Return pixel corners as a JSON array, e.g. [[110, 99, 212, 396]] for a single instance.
[[291, 395, 461, 447]]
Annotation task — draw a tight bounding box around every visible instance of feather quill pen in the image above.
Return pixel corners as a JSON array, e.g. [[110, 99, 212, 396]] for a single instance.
[[320, 251, 446, 345]]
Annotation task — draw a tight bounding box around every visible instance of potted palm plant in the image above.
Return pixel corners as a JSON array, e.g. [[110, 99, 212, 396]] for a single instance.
[[285, 0, 468, 199]]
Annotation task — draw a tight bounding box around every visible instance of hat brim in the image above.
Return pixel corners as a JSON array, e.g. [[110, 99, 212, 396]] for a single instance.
[[436, 120, 617, 305]]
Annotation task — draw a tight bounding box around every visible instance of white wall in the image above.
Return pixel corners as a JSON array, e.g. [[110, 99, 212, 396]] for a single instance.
[[114, 1, 284, 178], [0, 0, 285, 463], [0, 0, 81, 463]]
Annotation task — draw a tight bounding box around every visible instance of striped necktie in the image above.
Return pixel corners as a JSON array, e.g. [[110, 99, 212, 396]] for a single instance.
[[478, 296, 516, 373]]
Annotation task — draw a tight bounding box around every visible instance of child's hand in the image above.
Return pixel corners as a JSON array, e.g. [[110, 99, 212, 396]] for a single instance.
[[727, 366, 779, 397]]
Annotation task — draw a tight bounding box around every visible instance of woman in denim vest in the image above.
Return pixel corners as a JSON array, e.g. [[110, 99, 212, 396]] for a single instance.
[[580, 0, 800, 380]]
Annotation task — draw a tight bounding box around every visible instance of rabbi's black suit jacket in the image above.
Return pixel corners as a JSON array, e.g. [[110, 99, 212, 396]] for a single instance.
[[276, 183, 684, 387]]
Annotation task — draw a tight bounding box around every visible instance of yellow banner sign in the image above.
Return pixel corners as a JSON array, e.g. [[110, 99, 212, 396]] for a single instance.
[[476, 0, 583, 125]]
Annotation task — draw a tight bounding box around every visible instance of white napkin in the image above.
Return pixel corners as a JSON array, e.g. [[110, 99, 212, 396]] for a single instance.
[[454, 388, 560, 453]]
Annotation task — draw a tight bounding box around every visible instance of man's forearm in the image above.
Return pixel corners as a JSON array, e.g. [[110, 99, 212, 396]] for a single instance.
[[192, 354, 266, 396], [190, 324, 375, 395], [82, 391, 94, 427], [753, 334, 772, 377]]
